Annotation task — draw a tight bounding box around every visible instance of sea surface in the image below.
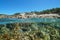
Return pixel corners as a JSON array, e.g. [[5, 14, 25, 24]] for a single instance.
[[0, 18, 60, 24]]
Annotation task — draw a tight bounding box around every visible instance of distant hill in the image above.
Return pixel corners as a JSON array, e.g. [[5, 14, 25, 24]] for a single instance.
[[30, 8, 60, 15], [0, 8, 60, 18]]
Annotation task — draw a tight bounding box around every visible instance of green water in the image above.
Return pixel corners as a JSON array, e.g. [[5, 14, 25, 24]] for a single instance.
[[0, 18, 60, 24], [0, 18, 60, 40]]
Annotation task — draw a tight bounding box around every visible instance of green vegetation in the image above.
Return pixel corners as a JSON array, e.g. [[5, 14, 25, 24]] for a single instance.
[[0, 22, 60, 40], [25, 8, 60, 15], [14, 13, 21, 15], [12, 8, 60, 15], [0, 8, 60, 40], [39, 8, 60, 14], [0, 8, 60, 19]]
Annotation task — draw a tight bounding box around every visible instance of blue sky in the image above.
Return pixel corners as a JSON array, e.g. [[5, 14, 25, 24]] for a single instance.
[[0, 0, 60, 15]]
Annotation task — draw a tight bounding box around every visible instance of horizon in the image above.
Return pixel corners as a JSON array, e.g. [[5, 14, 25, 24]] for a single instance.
[[0, 0, 60, 15]]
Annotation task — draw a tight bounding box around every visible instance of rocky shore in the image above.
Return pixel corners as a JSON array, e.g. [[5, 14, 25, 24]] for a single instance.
[[0, 8, 60, 19], [0, 8, 60, 40], [0, 13, 60, 19]]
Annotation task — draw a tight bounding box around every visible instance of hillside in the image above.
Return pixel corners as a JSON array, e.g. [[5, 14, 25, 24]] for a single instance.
[[0, 8, 60, 18], [0, 8, 60, 40], [30, 8, 60, 15]]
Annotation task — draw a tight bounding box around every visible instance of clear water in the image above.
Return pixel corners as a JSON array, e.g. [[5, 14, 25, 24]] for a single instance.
[[0, 18, 60, 40], [0, 18, 60, 24]]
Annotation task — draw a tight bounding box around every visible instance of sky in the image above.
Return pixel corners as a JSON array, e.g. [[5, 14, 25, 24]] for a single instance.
[[0, 0, 60, 15]]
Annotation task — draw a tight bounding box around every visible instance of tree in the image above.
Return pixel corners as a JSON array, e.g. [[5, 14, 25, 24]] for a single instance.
[[14, 13, 20, 15]]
